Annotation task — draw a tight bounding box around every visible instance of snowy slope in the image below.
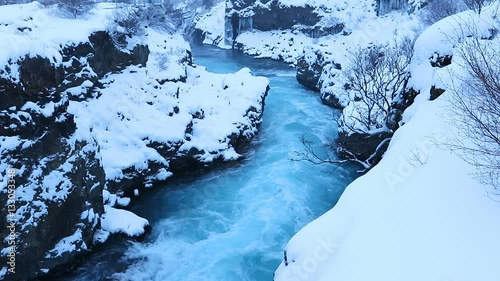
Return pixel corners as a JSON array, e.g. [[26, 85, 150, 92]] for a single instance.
[[274, 6, 500, 281]]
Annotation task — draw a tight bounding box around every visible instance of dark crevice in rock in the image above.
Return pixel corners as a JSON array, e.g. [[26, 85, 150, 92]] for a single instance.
[[430, 53, 452, 68], [430, 85, 445, 100]]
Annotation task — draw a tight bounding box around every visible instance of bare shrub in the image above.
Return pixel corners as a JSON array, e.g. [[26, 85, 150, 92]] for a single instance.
[[448, 31, 500, 189], [57, 0, 95, 19], [463, 0, 491, 14], [339, 36, 415, 134], [292, 36, 415, 170], [107, 7, 143, 48], [420, 0, 467, 25]]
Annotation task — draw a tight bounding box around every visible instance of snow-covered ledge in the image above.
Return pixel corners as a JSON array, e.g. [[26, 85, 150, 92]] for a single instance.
[[0, 3, 269, 280], [274, 7, 500, 281]]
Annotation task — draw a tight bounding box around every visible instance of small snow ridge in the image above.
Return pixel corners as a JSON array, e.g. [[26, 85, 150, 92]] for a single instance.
[[100, 206, 149, 237], [45, 229, 86, 258]]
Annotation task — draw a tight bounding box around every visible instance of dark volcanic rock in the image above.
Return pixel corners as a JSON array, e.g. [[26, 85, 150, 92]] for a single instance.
[[229, 0, 320, 30], [295, 46, 345, 109], [321, 92, 343, 109], [429, 53, 452, 68], [252, 4, 319, 31], [226, 0, 333, 40], [86, 31, 149, 77], [296, 47, 341, 91], [387, 86, 420, 130], [337, 130, 393, 165], [296, 49, 325, 91], [292, 23, 345, 38], [0, 30, 150, 281]]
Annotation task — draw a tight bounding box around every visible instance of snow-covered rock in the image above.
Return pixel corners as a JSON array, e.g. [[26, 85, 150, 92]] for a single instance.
[[0, 3, 269, 280], [274, 6, 500, 281], [194, 1, 228, 47], [100, 206, 150, 237]]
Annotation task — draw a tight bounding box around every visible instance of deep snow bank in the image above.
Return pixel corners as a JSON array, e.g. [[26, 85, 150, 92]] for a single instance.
[[0, 3, 269, 280], [274, 7, 500, 281]]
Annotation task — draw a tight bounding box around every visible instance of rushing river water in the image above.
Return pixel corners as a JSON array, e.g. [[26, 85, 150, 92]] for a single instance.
[[53, 45, 359, 281]]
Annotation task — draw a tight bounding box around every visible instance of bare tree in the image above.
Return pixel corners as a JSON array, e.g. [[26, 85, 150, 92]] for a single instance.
[[292, 37, 415, 170], [339, 36, 414, 134], [58, 0, 95, 18], [420, 0, 467, 25], [463, 0, 490, 14], [447, 29, 500, 189], [291, 135, 348, 165]]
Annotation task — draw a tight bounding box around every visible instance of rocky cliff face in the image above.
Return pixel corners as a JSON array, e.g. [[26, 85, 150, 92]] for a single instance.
[[0, 17, 269, 280], [0, 30, 150, 281], [224, 0, 344, 45]]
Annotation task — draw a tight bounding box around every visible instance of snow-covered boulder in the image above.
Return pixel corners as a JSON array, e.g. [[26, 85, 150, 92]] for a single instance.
[[295, 46, 345, 108], [296, 46, 336, 92]]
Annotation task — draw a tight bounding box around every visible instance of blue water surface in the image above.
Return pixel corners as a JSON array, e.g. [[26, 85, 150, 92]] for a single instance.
[[54, 45, 359, 281]]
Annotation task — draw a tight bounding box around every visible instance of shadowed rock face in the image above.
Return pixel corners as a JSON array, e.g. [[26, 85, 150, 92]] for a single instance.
[[251, 4, 319, 31], [1, 26, 269, 279], [0, 31, 149, 281], [295, 47, 344, 109], [225, 0, 334, 42], [296, 48, 342, 92], [296, 49, 327, 91], [376, 0, 408, 15]]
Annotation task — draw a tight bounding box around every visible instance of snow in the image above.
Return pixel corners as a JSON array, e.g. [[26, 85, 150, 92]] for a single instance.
[[274, 5, 500, 281], [100, 205, 150, 237], [93, 228, 110, 244], [116, 197, 131, 207], [0, 2, 114, 81], [45, 229, 87, 258]]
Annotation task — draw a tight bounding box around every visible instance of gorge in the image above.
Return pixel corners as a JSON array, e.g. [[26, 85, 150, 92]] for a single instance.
[[47, 45, 360, 281], [2, 1, 500, 280]]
